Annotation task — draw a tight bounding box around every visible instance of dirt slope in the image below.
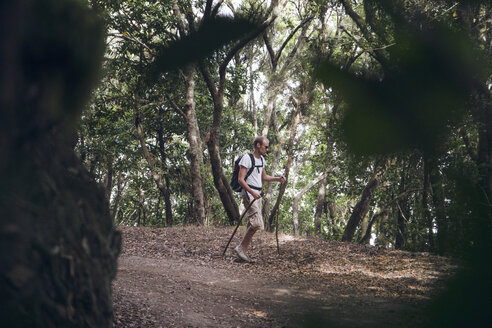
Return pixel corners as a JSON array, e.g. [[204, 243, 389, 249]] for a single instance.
[[112, 226, 457, 327]]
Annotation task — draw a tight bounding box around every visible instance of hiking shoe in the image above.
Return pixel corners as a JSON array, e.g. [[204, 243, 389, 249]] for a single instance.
[[234, 245, 250, 262]]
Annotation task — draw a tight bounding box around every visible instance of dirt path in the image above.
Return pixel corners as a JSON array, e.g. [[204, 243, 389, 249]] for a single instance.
[[112, 226, 457, 327]]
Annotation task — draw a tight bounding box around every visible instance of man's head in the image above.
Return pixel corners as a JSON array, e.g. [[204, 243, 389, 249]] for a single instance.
[[254, 136, 269, 155]]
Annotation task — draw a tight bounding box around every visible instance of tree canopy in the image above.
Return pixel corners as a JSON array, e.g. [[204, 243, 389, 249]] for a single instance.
[[81, 0, 491, 257]]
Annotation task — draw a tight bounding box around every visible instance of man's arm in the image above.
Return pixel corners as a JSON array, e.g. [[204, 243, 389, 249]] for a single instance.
[[238, 166, 262, 199], [262, 169, 286, 184]]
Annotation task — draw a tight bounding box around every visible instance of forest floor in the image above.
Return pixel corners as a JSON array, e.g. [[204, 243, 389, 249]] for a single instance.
[[112, 226, 458, 328]]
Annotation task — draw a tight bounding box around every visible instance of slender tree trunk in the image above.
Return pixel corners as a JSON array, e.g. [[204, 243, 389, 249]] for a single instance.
[[248, 61, 258, 136], [342, 158, 391, 242], [104, 156, 113, 202], [314, 173, 327, 235], [135, 109, 173, 225], [111, 170, 125, 222], [261, 84, 279, 137], [486, 103, 492, 218], [395, 203, 407, 249], [89, 152, 99, 176], [156, 118, 173, 226], [422, 156, 434, 250], [359, 210, 389, 244], [395, 160, 407, 249], [314, 147, 335, 235], [314, 145, 336, 235], [155, 193, 162, 225], [327, 200, 336, 236], [360, 210, 370, 242], [476, 97, 492, 220], [313, 93, 342, 236], [205, 104, 240, 224], [264, 139, 282, 231], [428, 156, 447, 254], [292, 172, 328, 236], [183, 65, 207, 224], [261, 18, 311, 137], [163, 175, 173, 226], [268, 104, 302, 225], [79, 133, 87, 163]]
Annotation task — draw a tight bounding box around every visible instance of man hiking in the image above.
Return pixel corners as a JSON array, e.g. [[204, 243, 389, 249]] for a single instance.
[[235, 136, 286, 262]]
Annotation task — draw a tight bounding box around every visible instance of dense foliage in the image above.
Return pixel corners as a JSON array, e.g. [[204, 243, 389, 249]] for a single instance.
[[80, 0, 492, 259]]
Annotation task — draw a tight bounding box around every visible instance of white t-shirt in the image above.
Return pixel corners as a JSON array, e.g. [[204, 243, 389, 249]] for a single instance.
[[239, 154, 265, 189]]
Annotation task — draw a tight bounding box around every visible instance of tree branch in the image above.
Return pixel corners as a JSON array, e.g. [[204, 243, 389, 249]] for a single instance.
[[338, 0, 390, 68], [294, 171, 330, 200], [275, 16, 313, 64], [211, 0, 224, 18], [263, 33, 276, 69], [108, 33, 153, 54], [164, 93, 186, 118], [204, 0, 213, 19], [198, 61, 218, 100], [172, 0, 188, 37], [218, 10, 279, 91]]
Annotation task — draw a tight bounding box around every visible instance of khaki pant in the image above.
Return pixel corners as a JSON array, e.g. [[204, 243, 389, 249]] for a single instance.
[[242, 192, 264, 230]]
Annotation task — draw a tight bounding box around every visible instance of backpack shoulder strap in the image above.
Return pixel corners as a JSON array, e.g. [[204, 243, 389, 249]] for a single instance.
[[244, 153, 255, 181]]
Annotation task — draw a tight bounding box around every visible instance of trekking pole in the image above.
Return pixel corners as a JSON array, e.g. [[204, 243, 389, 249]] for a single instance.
[[222, 192, 263, 258], [275, 208, 280, 255]]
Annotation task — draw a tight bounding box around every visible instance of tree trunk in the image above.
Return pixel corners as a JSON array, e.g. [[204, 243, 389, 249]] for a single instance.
[[0, 1, 120, 326], [422, 156, 434, 250], [264, 140, 282, 231], [268, 103, 302, 226], [135, 109, 173, 225], [155, 193, 162, 225], [314, 142, 336, 235], [261, 17, 312, 137], [395, 160, 407, 249], [248, 60, 258, 135], [292, 172, 328, 236], [428, 156, 447, 254], [183, 65, 207, 224], [111, 170, 124, 221], [314, 140, 335, 236], [155, 115, 174, 227], [314, 173, 327, 235], [327, 200, 336, 236], [342, 158, 391, 242], [104, 156, 113, 202], [205, 108, 240, 224], [163, 175, 173, 226], [395, 203, 407, 249], [89, 152, 99, 176], [359, 210, 389, 244], [360, 210, 370, 242], [261, 83, 279, 137]]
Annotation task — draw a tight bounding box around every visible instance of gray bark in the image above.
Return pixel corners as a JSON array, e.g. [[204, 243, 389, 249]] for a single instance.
[[135, 109, 173, 225], [292, 172, 328, 236], [183, 65, 207, 224], [261, 17, 312, 137], [268, 102, 302, 225]]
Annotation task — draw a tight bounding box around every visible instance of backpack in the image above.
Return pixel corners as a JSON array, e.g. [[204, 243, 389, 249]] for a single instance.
[[230, 153, 263, 192]]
